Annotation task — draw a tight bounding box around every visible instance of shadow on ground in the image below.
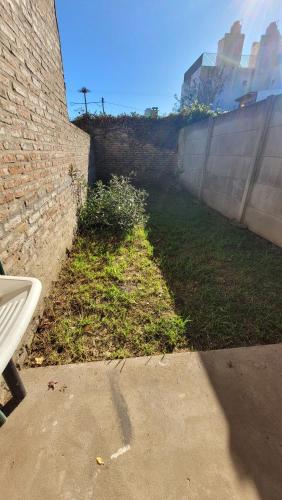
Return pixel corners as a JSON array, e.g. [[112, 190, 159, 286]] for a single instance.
[[199, 347, 282, 499], [147, 187, 282, 499], [146, 187, 282, 350]]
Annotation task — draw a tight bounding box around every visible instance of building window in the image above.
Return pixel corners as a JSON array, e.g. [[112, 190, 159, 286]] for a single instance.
[[242, 80, 247, 86]]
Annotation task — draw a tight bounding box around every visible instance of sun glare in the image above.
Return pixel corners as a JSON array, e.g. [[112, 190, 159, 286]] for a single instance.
[[233, 0, 281, 28]]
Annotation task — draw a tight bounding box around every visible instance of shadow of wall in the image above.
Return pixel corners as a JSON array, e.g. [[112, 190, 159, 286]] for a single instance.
[[146, 188, 282, 499]]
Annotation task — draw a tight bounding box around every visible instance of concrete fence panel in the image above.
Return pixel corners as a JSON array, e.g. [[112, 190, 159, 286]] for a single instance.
[[178, 120, 211, 197], [244, 95, 282, 247], [179, 96, 282, 248], [202, 101, 268, 220]]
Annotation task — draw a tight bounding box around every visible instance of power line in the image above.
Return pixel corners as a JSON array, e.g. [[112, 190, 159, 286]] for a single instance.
[[70, 101, 101, 105], [105, 101, 144, 112], [70, 99, 144, 113], [68, 88, 173, 98], [93, 90, 173, 97], [71, 86, 106, 114], [71, 86, 169, 115]]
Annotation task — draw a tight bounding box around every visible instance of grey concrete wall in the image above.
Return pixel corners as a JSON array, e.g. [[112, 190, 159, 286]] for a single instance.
[[178, 96, 282, 248], [178, 120, 210, 197], [202, 100, 267, 220], [244, 95, 282, 247]]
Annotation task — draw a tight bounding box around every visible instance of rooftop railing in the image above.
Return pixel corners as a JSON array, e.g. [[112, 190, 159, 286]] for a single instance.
[[202, 52, 256, 69]]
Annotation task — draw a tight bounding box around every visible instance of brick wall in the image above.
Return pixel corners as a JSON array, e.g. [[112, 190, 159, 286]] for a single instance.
[[74, 115, 179, 186], [0, 0, 90, 355]]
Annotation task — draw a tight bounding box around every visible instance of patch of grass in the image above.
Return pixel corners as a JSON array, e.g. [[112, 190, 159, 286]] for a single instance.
[[28, 188, 282, 366], [147, 188, 282, 350], [29, 226, 187, 365]]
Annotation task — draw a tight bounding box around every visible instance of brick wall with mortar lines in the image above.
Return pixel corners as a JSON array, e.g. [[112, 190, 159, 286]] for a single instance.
[[0, 0, 90, 354], [74, 116, 179, 185]]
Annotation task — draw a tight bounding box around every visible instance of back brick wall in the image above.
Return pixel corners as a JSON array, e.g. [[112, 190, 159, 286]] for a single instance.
[[74, 115, 179, 186]]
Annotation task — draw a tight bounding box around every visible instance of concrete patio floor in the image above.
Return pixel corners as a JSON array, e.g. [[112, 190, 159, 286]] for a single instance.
[[1, 345, 282, 500]]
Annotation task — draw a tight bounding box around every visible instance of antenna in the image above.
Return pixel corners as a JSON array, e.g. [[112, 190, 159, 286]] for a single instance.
[[78, 87, 91, 114]]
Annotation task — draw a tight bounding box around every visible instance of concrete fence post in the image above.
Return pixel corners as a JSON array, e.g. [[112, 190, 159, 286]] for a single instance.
[[199, 116, 214, 201], [238, 95, 276, 223]]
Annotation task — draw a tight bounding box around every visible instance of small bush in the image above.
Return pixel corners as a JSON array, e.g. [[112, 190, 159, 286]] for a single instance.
[[181, 101, 216, 124], [172, 99, 219, 125], [79, 175, 148, 234]]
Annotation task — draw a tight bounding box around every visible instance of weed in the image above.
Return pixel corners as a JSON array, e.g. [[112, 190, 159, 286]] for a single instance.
[[28, 188, 282, 366], [79, 176, 148, 234], [29, 224, 186, 365]]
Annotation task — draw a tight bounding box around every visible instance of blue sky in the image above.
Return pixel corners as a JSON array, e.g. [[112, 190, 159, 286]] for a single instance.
[[56, 0, 282, 118]]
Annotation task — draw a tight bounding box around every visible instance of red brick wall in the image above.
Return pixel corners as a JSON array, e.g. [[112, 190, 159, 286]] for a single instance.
[[74, 115, 179, 186], [0, 0, 90, 353]]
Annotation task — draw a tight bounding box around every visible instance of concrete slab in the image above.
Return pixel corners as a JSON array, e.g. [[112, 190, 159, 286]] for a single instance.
[[1, 345, 282, 500]]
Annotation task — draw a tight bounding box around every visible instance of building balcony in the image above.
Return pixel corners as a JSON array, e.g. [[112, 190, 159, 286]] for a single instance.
[[202, 52, 255, 68]]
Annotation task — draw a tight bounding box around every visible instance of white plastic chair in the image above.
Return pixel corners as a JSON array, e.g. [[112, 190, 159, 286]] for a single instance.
[[0, 275, 42, 424]]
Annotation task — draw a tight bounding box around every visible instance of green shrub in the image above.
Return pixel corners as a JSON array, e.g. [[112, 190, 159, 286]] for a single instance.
[[79, 175, 148, 234], [181, 101, 216, 124], [172, 98, 219, 125]]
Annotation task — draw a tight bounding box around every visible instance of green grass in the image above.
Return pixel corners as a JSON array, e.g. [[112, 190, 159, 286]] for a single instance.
[[28, 188, 282, 366], [29, 225, 186, 365], [147, 188, 282, 350]]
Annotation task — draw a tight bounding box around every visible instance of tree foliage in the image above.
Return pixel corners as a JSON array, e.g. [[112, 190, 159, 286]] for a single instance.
[[176, 66, 228, 112]]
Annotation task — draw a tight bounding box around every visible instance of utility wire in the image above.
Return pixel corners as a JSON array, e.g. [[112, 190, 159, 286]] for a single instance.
[[92, 91, 172, 97], [106, 101, 144, 112], [70, 101, 101, 105], [68, 88, 172, 97], [70, 99, 144, 113], [70, 86, 172, 115]]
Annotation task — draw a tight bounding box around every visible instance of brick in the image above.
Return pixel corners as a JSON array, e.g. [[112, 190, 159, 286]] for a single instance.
[[20, 142, 34, 151], [4, 214, 21, 231], [2, 100, 17, 115], [7, 90, 24, 105], [0, 0, 90, 358], [16, 221, 28, 233], [8, 165, 25, 174], [0, 153, 17, 163], [1, 22, 16, 42]]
